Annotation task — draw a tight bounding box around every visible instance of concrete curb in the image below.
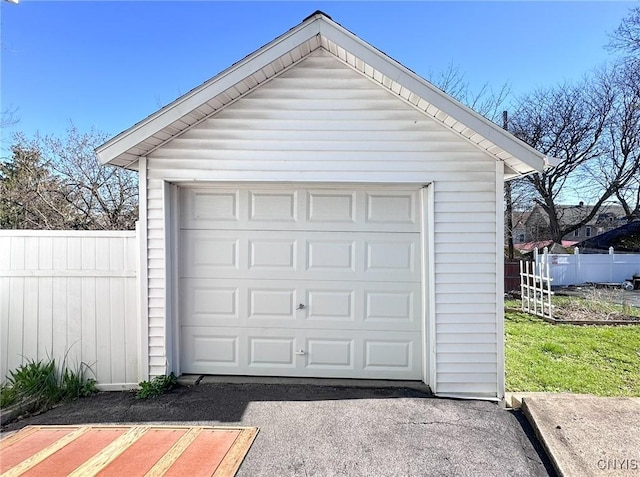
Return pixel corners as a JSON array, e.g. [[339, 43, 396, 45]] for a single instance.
[[521, 398, 567, 477], [520, 394, 640, 477], [504, 392, 550, 409]]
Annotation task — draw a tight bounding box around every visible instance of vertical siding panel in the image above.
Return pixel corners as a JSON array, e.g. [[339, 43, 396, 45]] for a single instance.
[[10, 236, 25, 270], [96, 238, 110, 270], [39, 236, 53, 270], [124, 276, 138, 383], [53, 237, 67, 270], [81, 277, 98, 377], [0, 235, 10, 381], [0, 276, 11, 380], [51, 277, 67, 363], [110, 237, 125, 271], [22, 277, 39, 363], [7, 277, 25, 372], [67, 237, 82, 270], [81, 236, 96, 270], [24, 237, 39, 269], [95, 277, 112, 383], [37, 277, 54, 362], [66, 277, 83, 367], [0, 236, 10, 269], [126, 233, 139, 381], [109, 277, 126, 384], [126, 235, 137, 270]]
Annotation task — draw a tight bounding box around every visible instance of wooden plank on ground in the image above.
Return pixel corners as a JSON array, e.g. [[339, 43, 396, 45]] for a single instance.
[[214, 427, 259, 477], [1, 427, 91, 477], [142, 427, 203, 476], [0, 425, 259, 477], [67, 426, 149, 477]]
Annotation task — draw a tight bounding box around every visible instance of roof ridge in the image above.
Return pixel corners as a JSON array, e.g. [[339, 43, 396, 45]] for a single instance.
[[302, 10, 332, 22]]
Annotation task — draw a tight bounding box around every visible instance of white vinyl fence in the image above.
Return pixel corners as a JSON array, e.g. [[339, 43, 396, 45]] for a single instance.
[[0, 230, 140, 389], [535, 247, 640, 287]]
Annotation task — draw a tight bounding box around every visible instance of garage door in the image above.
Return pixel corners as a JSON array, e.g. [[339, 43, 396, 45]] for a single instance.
[[178, 185, 423, 380]]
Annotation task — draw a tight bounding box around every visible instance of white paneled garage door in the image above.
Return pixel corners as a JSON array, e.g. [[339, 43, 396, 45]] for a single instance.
[[178, 185, 423, 379]]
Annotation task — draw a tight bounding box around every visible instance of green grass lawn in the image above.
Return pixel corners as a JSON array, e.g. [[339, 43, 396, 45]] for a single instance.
[[505, 310, 640, 396]]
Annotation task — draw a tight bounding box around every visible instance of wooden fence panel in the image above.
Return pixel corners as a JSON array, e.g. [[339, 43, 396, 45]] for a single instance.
[[504, 260, 521, 292], [0, 231, 139, 388]]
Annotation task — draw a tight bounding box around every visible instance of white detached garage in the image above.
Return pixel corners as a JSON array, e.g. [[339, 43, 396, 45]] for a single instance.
[[96, 11, 548, 400]]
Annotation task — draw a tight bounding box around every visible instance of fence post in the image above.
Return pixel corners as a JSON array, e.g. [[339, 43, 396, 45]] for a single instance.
[[609, 247, 614, 283], [574, 246, 581, 284], [546, 259, 552, 318], [520, 260, 524, 311]]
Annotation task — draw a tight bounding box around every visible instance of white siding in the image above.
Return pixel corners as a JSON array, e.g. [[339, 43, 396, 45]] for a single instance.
[[0, 231, 139, 389], [146, 49, 499, 397], [146, 179, 167, 377]]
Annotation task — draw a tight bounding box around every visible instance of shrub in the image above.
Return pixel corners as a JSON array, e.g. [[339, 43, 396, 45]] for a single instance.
[[136, 373, 178, 399], [1, 358, 97, 412]]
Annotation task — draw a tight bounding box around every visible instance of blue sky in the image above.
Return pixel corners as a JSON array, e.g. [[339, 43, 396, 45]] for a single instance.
[[0, 1, 635, 151]]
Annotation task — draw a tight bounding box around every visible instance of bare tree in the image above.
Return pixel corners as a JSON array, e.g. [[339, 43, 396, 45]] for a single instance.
[[0, 145, 73, 229], [3, 126, 138, 230], [1, 106, 19, 129], [608, 6, 640, 56], [429, 63, 511, 123], [613, 78, 640, 222], [43, 125, 138, 230], [588, 63, 640, 223], [508, 78, 620, 243], [606, 6, 640, 222]]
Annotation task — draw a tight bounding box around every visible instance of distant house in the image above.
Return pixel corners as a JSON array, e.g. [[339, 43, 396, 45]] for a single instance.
[[575, 220, 640, 253], [523, 203, 626, 244], [510, 211, 530, 244]]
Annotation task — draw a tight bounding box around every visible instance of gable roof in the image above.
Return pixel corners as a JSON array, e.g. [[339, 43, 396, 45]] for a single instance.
[[96, 11, 554, 177]]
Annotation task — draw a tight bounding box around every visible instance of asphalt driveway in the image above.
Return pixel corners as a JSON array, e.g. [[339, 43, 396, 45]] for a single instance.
[[1, 382, 554, 476]]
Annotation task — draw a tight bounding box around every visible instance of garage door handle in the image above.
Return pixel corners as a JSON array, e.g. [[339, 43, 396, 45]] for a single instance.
[[295, 349, 306, 355], [296, 304, 306, 310]]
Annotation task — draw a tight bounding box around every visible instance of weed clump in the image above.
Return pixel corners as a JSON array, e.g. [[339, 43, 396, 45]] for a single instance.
[[136, 373, 177, 399]]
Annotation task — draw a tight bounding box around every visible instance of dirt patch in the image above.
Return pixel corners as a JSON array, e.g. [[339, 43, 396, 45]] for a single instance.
[[554, 307, 640, 323], [508, 286, 640, 324], [553, 286, 640, 323]]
